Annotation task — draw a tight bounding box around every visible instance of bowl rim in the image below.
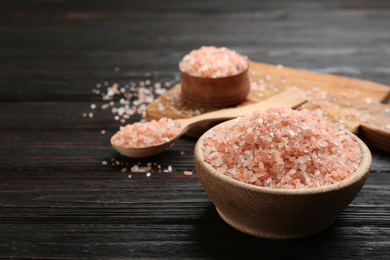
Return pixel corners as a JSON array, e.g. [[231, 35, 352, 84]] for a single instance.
[[195, 119, 372, 195], [179, 58, 251, 80]]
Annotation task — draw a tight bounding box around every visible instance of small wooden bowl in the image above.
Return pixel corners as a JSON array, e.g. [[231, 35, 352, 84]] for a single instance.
[[194, 122, 372, 239], [180, 64, 250, 108]]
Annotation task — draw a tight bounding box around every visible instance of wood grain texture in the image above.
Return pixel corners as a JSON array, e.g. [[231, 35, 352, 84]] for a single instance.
[[0, 0, 390, 258]]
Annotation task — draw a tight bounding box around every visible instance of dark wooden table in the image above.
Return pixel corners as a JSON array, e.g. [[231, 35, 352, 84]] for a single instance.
[[1, 0, 389, 259]]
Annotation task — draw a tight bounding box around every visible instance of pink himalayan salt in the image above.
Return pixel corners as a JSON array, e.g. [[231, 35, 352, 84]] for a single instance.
[[112, 117, 180, 148], [183, 170, 194, 176], [202, 107, 362, 189], [179, 46, 248, 78]]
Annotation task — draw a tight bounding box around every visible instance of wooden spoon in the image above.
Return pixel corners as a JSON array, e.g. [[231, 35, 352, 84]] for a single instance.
[[111, 87, 307, 158]]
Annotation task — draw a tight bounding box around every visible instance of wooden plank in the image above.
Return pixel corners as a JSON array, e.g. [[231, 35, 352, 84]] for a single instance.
[[0, 170, 389, 258], [1, 0, 390, 258]]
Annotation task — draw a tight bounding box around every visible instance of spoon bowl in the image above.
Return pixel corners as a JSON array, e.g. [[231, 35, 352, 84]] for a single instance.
[[111, 87, 307, 158]]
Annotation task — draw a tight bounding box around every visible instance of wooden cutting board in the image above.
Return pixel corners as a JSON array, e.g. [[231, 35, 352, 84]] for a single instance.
[[146, 61, 390, 152]]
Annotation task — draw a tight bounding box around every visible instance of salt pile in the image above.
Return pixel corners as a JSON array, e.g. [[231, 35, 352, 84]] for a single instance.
[[202, 107, 362, 189], [111, 117, 180, 148], [179, 46, 248, 78]]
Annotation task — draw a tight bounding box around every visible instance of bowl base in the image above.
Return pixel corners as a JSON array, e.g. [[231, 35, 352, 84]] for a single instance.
[[216, 207, 334, 240]]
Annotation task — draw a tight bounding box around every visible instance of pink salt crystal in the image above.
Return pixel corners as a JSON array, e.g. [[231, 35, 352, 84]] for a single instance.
[[111, 117, 181, 148], [130, 165, 139, 172], [202, 107, 362, 189], [183, 171, 193, 176], [179, 46, 248, 78]]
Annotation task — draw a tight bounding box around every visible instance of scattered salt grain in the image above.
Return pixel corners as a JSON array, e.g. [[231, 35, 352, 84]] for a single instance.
[[202, 107, 362, 189], [131, 165, 140, 172], [146, 172, 151, 177], [365, 97, 373, 105], [179, 46, 248, 78], [183, 171, 193, 176]]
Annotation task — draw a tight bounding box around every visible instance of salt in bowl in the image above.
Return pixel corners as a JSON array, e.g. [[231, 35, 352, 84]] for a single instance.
[[179, 46, 250, 108], [194, 119, 372, 239]]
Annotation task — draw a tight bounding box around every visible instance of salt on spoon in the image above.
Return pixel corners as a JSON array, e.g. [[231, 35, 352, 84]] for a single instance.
[[111, 87, 307, 158]]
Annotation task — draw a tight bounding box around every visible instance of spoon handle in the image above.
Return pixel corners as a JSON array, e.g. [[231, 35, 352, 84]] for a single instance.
[[176, 87, 307, 130]]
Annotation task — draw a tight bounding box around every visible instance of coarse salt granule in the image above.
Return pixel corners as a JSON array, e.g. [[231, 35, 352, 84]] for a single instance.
[[183, 170, 193, 176], [179, 46, 248, 78], [111, 117, 180, 148], [202, 107, 362, 189]]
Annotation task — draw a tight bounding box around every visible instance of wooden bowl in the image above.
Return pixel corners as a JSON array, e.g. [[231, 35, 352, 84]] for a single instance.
[[194, 122, 372, 239], [180, 64, 250, 108]]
